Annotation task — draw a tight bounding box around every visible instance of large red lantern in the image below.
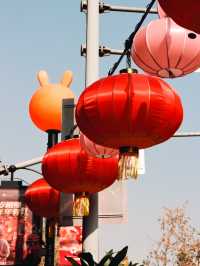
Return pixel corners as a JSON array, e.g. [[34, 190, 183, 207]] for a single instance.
[[131, 18, 200, 78], [158, 0, 200, 34], [42, 138, 118, 216], [25, 178, 60, 218], [75, 72, 183, 179]]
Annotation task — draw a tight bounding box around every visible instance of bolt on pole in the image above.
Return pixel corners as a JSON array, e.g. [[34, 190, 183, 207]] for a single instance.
[[82, 0, 99, 260]]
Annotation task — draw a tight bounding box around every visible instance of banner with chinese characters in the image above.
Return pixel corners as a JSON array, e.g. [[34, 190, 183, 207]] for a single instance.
[[0, 182, 41, 265]]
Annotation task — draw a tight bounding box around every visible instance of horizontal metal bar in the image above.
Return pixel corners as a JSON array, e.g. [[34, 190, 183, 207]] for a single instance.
[[80, 1, 158, 14], [81, 44, 123, 57], [15, 156, 43, 169], [103, 5, 157, 14], [173, 132, 200, 137], [0, 157, 43, 176]]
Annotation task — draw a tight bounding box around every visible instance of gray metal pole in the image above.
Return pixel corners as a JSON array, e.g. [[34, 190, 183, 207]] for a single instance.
[[82, 0, 99, 260]]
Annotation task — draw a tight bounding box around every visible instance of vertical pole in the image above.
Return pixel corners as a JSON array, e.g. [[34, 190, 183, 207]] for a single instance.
[[45, 130, 59, 266], [85, 0, 99, 86], [82, 0, 99, 260], [60, 98, 76, 226]]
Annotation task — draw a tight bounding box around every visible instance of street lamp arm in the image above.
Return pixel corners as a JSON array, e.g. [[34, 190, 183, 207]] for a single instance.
[[14, 156, 43, 169], [0, 156, 43, 176]]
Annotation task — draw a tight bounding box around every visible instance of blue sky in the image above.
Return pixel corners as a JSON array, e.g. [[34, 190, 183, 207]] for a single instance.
[[0, 0, 200, 262]]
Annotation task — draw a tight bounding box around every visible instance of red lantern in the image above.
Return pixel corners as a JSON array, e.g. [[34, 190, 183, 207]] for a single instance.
[[80, 132, 118, 158], [75, 72, 183, 179], [25, 178, 60, 218], [158, 0, 200, 34], [42, 138, 118, 216], [131, 18, 200, 78]]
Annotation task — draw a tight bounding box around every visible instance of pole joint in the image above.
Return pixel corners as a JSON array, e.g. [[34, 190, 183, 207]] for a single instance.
[[81, 44, 123, 57], [81, 0, 110, 13], [80, 0, 158, 14]]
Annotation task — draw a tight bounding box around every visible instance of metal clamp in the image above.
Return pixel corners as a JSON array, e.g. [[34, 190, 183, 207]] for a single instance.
[[81, 0, 158, 14], [81, 44, 123, 57]]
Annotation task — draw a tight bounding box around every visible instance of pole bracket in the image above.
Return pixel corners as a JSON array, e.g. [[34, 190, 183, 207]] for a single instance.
[[80, 0, 157, 14], [81, 44, 123, 57]]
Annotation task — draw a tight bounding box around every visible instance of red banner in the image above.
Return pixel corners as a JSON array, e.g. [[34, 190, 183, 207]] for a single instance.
[[58, 226, 82, 266], [0, 184, 41, 265]]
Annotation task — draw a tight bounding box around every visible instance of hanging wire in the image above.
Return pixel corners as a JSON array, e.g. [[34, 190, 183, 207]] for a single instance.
[[108, 0, 156, 75], [18, 167, 42, 175], [65, 124, 78, 140]]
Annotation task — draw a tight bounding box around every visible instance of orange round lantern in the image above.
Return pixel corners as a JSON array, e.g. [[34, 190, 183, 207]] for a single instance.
[[25, 178, 60, 218], [42, 138, 118, 216], [75, 72, 183, 180], [29, 70, 75, 132]]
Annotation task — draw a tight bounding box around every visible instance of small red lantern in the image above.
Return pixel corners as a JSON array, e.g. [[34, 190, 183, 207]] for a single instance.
[[25, 178, 60, 218], [42, 138, 118, 216], [75, 72, 183, 180], [80, 132, 118, 158], [158, 0, 200, 34]]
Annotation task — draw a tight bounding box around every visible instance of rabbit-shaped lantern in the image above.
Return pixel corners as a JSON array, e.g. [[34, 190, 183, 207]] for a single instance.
[[29, 70, 75, 132]]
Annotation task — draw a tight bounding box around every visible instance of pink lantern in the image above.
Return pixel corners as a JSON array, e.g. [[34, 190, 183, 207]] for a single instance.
[[157, 1, 166, 18], [131, 17, 200, 78], [80, 133, 118, 159]]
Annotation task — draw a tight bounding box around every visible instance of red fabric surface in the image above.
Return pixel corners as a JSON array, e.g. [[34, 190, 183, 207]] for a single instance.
[[75, 73, 183, 149], [158, 0, 200, 34], [25, 178, 60, 218], [42, 138, 118, 193]]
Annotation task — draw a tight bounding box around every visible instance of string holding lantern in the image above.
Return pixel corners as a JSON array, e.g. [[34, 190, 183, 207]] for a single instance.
[[29, 70, 75, 132], [42, 138, 118, 216], [157, 1, 166, 18], [158, 0, 200, 34], [80, 132, 118, 159], [75, 71, 183, 180], [25, 178, 60, 219], [131, 17, 200, 78]]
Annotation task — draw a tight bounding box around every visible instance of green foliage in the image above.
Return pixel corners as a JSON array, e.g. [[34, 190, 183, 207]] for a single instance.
[[66, 246, 144, 266]]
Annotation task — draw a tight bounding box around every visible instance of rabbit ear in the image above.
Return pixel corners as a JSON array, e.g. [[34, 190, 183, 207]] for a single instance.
[[37, 70, 49, 86], [60, 71, 73, 87]]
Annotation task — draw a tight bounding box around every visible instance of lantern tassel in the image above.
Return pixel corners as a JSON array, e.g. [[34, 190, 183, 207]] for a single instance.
[[118, 147, 139, 180], [73, 193, 90, 216]]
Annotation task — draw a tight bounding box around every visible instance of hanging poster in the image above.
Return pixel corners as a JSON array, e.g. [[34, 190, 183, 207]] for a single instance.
[[0, 182, 41, 265], [57, 226, 82, 266]]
